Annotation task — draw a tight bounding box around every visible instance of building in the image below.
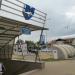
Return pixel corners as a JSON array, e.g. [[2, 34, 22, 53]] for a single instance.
[[50, 44, 75, 59]]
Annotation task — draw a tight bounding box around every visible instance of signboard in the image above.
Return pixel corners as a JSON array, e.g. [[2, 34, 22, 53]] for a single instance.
[[40, 35, 45, 45], [22, 4, 35, 20], [20, 27, 31, 35]]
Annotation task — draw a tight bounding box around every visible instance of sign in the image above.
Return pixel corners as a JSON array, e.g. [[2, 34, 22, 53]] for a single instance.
[[22, 4, 35, 20], [40, 35, 45, 45], [20, 27, 31, 35]]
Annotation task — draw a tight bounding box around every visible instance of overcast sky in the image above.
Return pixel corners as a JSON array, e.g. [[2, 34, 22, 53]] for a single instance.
[[2, 0, 75, 42], [17, 0, 75, 42]]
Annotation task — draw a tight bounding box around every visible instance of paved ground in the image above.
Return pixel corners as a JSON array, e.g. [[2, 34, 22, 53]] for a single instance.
[[12, 51, 53, 61], [21, 60, 75, 75]]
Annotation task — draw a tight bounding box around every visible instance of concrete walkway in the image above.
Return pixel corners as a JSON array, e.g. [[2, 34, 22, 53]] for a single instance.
[[21, 60, 75, 75]]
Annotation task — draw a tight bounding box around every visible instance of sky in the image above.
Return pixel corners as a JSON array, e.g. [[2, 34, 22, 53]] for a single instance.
[[1, 0, 75, 42], [18, 0, 75, 42]]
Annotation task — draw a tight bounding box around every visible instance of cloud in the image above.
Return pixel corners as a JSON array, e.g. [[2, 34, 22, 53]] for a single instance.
[[19, 0, 75, 41], [65, 6, 75, 19]]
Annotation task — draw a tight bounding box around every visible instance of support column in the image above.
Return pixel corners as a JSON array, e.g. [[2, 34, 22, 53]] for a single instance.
[[11, 38, 15, 59]]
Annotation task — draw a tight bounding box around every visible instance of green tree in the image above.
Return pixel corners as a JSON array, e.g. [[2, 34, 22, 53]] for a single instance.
[[25, 40, 35, 50], [16, 39, 24, 44]]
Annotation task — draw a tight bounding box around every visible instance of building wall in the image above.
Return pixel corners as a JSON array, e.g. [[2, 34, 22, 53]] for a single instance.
[[50, 46, 66, 59]]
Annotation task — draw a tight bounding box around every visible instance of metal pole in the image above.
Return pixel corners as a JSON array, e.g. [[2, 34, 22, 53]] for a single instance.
[[40, 14, 47, 45], [18, 35, 24, 60], [11, 38, 15, 59], [8, 44, 9, 59], [0, 0, 2, 9], [4, 46, 6, 59]]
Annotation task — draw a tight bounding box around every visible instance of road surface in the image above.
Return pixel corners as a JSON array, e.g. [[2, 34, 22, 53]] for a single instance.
[[21, 60, 75, 75]]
